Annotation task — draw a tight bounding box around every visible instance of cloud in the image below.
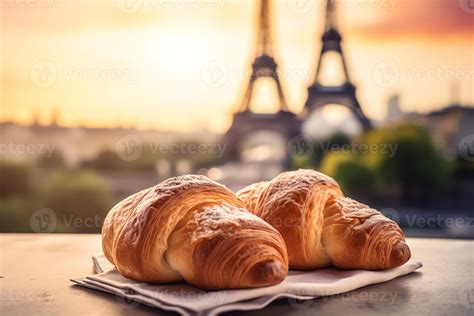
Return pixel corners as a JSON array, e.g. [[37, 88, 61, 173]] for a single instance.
[[0, 0, 161, 34], [352, 0, 473, 40]]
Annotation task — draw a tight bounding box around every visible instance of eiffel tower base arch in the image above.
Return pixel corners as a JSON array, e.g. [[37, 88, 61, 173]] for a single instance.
[[221, 110, 301, 166]]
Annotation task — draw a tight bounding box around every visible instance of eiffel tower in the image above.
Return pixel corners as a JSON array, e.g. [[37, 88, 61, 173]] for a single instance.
[[222, 0, 300, 160], [304, 0, 372, 129]]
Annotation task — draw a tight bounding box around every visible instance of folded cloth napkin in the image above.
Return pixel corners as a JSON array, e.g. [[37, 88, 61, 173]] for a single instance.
[[71, 255, 422, 315]]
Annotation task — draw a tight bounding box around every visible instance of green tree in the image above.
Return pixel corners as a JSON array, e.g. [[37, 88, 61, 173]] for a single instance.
[[37, 150, 66, 169], [40, 170, 113, 233], [333, 160, 377, 196], [0, 197, 37, 232], [82, 150, 125, 170], [451, 155, 474, 180], [320, 151, 353, 177], [312, 132, 351, 167], [0, 160, 31, 197], [362, 124, 447, 200]]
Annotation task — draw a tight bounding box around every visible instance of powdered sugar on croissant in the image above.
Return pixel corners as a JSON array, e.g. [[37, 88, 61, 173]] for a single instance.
[[102, 175, 288, 289], [237, 169, 411, 270]]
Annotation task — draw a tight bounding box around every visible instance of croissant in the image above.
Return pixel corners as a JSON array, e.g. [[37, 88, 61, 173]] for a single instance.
[[237, 169, 411, 270], [102, 175, 288, 290]]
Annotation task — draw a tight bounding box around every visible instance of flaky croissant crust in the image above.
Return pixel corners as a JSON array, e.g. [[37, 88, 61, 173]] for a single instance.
[[102, 175, 288, 289], [237, 169, 411, 270]]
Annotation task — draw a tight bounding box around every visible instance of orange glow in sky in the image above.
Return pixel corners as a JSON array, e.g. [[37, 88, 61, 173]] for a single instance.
[[1, 0, 473, 132]]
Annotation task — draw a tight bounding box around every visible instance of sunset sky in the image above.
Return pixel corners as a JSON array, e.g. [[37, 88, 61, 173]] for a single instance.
[[1, 0, 473, 132]]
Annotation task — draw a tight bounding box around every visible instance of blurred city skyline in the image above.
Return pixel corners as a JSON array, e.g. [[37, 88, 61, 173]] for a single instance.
[[1, 0, 473, 132]]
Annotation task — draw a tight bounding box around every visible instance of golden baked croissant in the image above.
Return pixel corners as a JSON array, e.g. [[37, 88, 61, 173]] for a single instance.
[[102, 175, 288, 290], [237, 169, 411, 270]]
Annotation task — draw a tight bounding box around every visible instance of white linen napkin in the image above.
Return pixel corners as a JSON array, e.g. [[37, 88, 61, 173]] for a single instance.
[[71, 255, 422, 315]]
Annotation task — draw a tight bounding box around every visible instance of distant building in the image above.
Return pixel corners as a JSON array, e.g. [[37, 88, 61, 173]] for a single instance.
[[0, 120, 219, 166], [385, 94, 403, 123], [401, 104, 474, 158]]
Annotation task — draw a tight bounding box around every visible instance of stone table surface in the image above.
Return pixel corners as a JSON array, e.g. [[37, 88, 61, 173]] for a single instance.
[[0, 234, 473, 315]]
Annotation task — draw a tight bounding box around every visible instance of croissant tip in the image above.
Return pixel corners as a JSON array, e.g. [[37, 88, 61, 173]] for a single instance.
[[390, 241, 411, 267], [248, 259, 287, 287]]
